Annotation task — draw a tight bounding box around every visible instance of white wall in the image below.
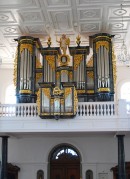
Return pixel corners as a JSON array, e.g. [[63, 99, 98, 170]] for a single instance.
[[6, 133, 129, 179], [0, 68, 14, 104], [115, 66, 130, 101]]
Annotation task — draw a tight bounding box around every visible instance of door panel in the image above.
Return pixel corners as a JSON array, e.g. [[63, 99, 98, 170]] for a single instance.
[[51, 166, 65, 179], [51, 165, 80, 179], [66, 166, 80, 179]]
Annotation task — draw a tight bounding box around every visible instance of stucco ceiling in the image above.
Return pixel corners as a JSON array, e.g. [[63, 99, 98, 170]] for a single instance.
[[0, 0, 130, 68]]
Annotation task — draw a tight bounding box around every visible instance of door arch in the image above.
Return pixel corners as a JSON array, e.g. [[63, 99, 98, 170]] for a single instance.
[[49, 144, 81, 179]]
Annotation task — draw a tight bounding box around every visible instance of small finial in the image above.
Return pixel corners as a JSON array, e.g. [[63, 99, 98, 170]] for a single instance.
[[76, 34, 81, 46], [47, 36, 51, 47]]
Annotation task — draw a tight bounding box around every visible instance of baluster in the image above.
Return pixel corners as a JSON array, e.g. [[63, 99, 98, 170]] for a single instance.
[[33, 105, 36, 116], [110, 104, 112, 115], [113, 103, 115, 115], [111, 104, 114, 116], [23, 105, 26, 116], [78, 105, 80, 116], [31, 105, 34, 117], [25, 105, 27, 116], [85, 105, 87, 116], [96, 104, 99, 116], [93, 104, 96, 116], [3, 106, 5, 116], [104, 104, 106, 116], [108, 104, 110, 116], [16, 105, 19, 117], [101, 104, 103, 116], [106, 104, 108, 115], [82, 105, 84, 116], [88, 104, 91, 116], [21, 105, 23, 117], [8, 106, 11, 117]]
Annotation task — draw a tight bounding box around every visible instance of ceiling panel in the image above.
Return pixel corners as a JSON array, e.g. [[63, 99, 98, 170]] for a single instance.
[[0, 0, 130, 68]]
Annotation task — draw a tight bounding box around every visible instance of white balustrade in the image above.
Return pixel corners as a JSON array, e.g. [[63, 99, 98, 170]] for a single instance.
[[77, 102, 116, 117], [0, 100, 129, 118], [0, 103, 38, 117]]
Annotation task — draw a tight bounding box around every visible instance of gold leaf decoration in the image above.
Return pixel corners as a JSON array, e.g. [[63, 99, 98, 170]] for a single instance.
[[112, 47, 117, 90], [46, 55, 55, 70], [42, 88, 50, 99], [56, 72, 60, 79], [87, 71, 94, 79], [69, 71, 73, 80], [87, 56, 93, 67], [64, 88, 72, 98], [74, 88, 78, 114], [20, 44, 33, 54], [58, 54, 70, 66], [36, 58, 42, 82], [96, 41, 109, 52], [74, 55, 83, 70], [36, 89, 40, 115], [13, 47, 18, 86]]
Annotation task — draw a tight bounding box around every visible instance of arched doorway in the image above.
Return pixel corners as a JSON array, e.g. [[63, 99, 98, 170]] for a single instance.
[[49, 144, 81, 179]]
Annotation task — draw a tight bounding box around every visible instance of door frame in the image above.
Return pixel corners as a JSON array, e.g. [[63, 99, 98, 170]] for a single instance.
[[48, 143, 82, 179]]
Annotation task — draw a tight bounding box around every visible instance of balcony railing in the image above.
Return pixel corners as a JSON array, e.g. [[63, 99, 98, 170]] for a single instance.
[[0, 99, 129, 118]]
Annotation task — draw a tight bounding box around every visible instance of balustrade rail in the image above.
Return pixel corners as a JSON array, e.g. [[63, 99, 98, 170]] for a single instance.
[[0, 102, 118, 118], [0, 103, 38, 117], [77, 102, 116, 117]]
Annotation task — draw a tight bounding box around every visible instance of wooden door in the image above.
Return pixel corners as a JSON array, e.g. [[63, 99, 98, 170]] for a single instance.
[[50, 145, 80, 179], [51, 164, 80, 179]]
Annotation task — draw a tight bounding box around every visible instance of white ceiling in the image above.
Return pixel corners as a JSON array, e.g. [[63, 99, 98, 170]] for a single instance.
[[0, 0, 130, 68]]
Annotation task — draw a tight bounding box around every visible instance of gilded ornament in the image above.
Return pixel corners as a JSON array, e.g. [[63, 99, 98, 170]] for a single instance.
[[112, 47, 117, 90], [74, 55, 83, 70], [53, 87, 63, 96], [74, 88, 78, 114], [64, 88, 72, 98], [58, 54, 70, 66], [98, 88, 110, 92], [76, 34, 81, 46], [96, 41, 109, 52], [36, 89, 41, 115], [87, 56, 93, 67], [47, 36, 51, 47], [13, 47, 18, 86], [20, 44, 33, 54], [42, 88, 50, 99], [56, 72, 60, 80], [46, 55, 55, 70], [19, 89, 32, 94], [69, 71, 73, 80], [77, 90, 85, 94], [87, 71, 94, 79], [36, 58, 42, 82], [87, 90, 94, 94]]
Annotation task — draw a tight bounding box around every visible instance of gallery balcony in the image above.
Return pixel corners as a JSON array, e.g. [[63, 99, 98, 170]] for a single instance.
[[0, 99, 130, 133]]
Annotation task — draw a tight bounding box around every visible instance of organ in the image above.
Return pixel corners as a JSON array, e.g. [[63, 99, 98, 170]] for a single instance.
[[13, 33, 116, 119]]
